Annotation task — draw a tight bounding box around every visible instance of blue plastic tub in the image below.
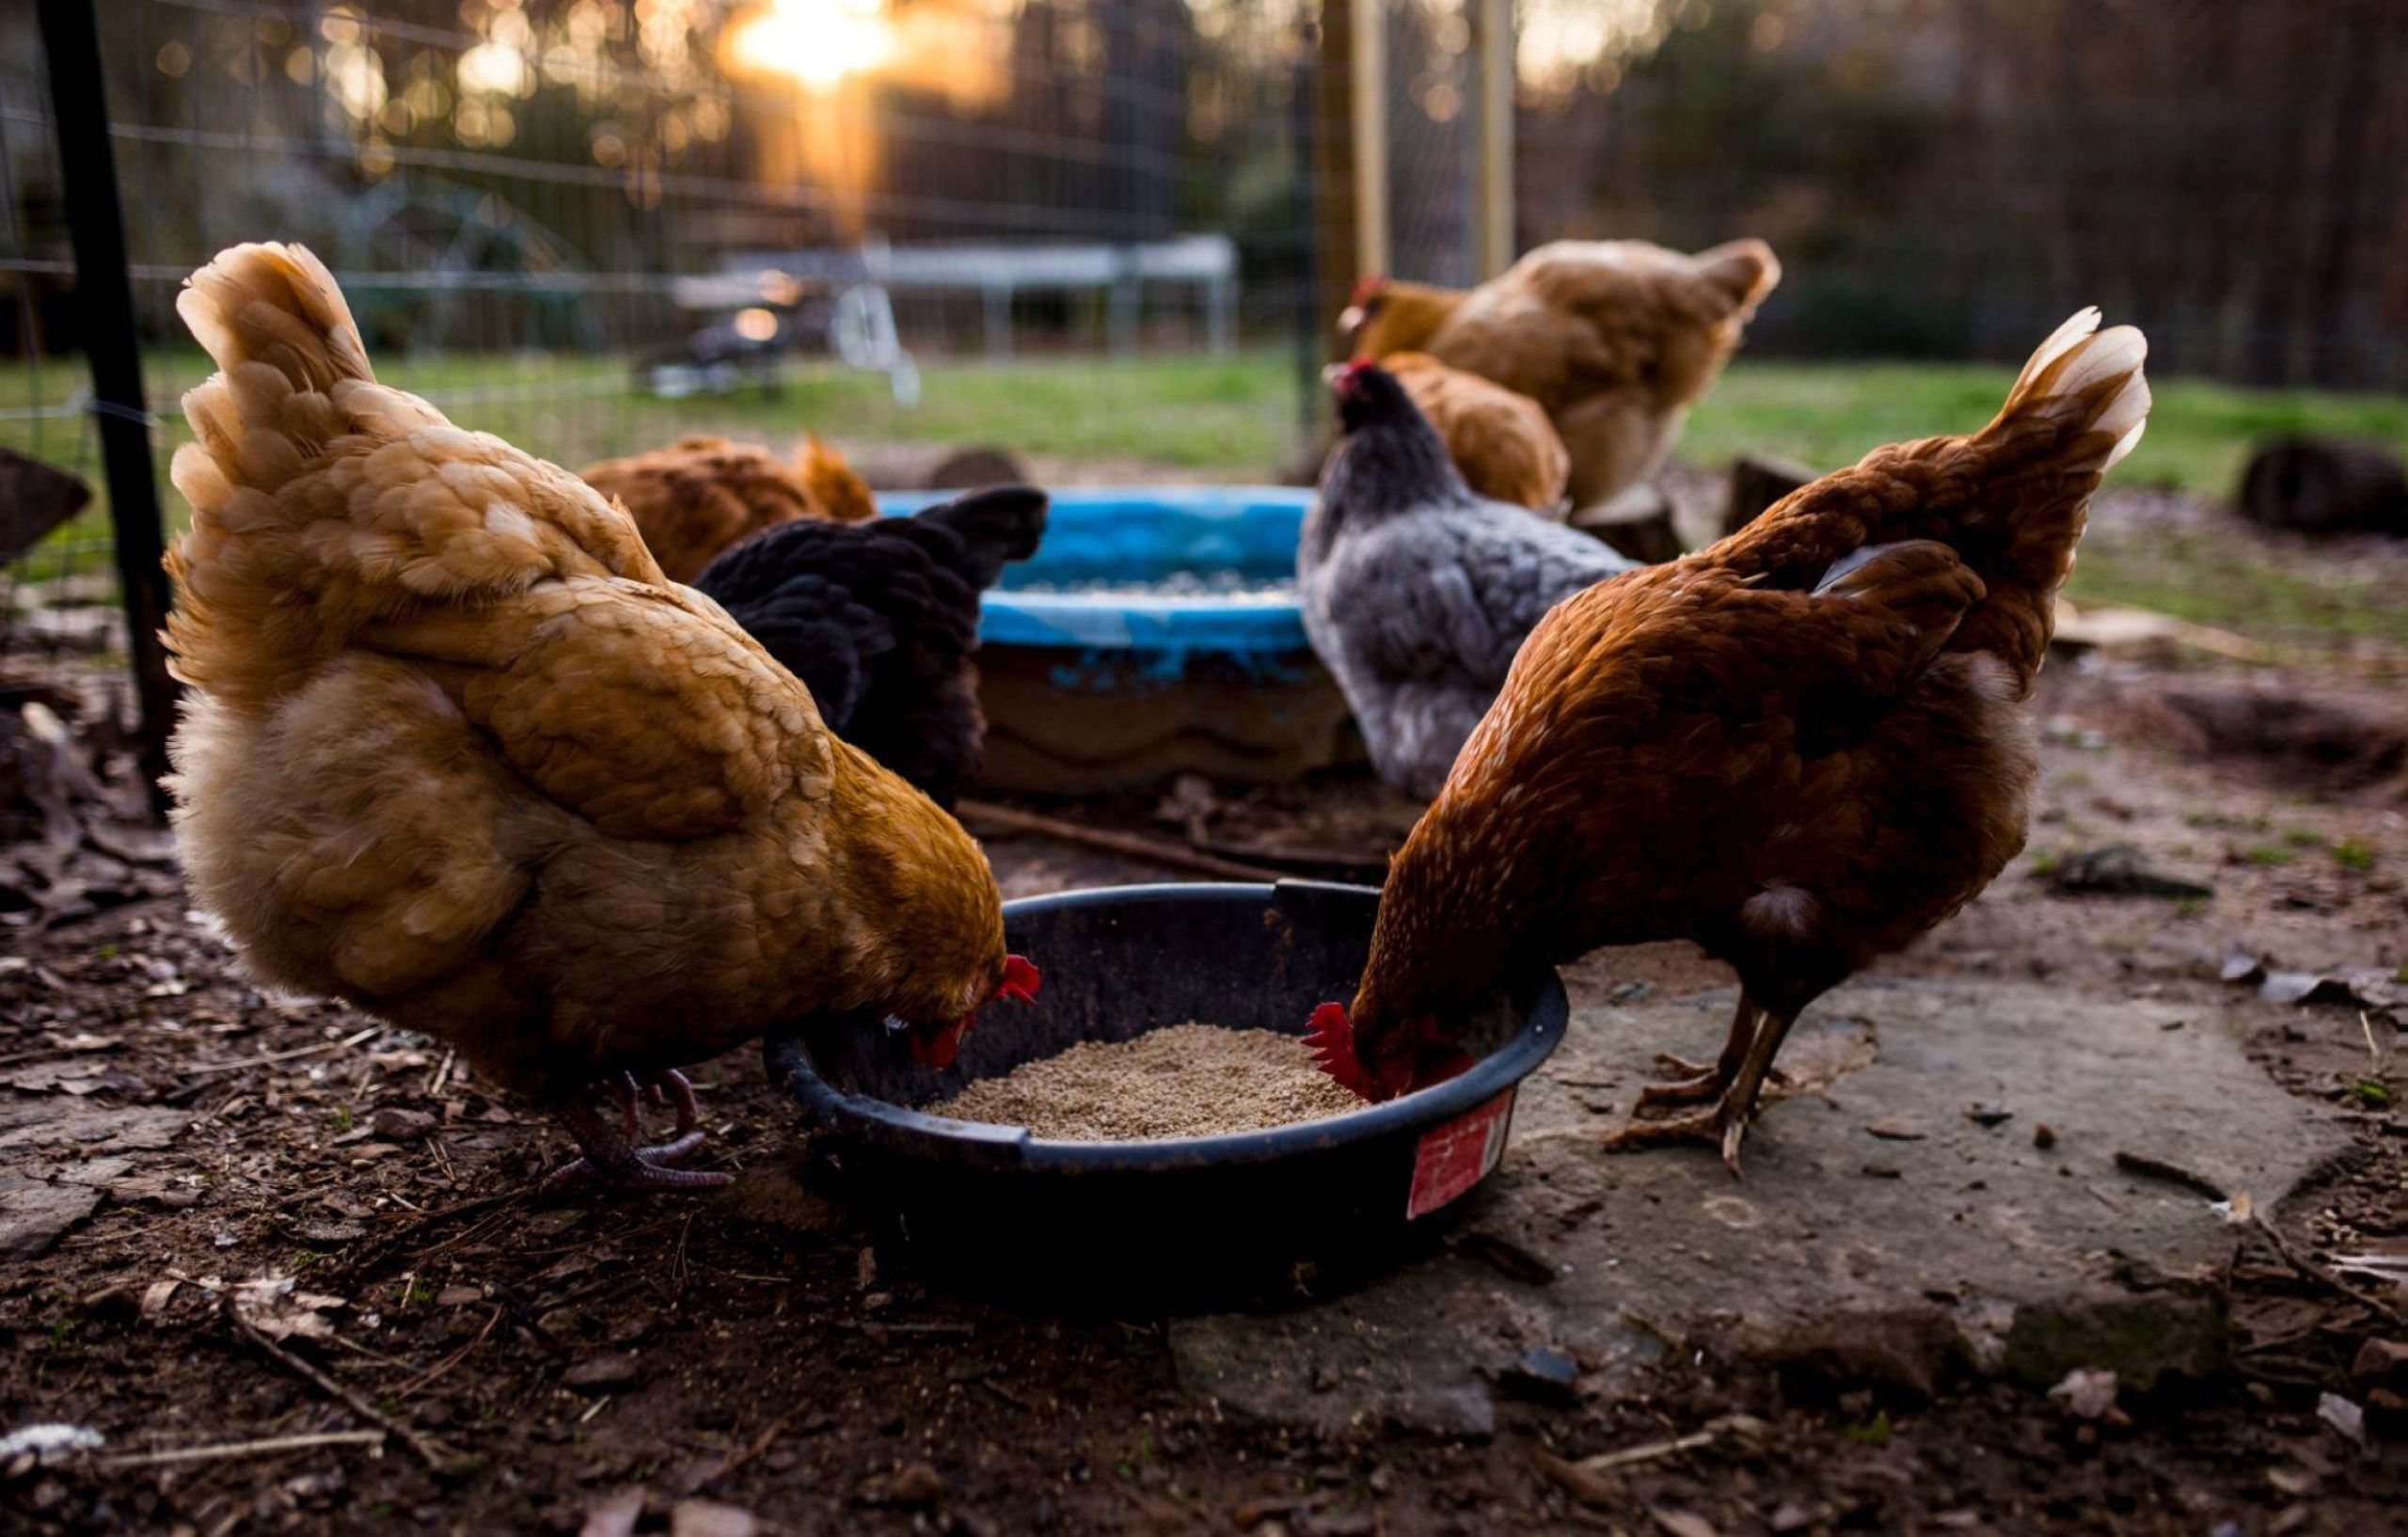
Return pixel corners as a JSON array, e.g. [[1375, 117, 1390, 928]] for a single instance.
[[880, 486, 1362, 790]]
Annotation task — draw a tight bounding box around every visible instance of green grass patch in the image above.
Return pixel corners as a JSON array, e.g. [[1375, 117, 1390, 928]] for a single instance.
[[1682, 360, 2408, 498], [1, 347, 1304, 586], [12, 347, 2408, 653], [2060, 530, 2408, 648]]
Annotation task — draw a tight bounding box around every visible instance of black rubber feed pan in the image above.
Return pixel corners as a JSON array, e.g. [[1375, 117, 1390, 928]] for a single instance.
[[764, 881, 1566, 1291]]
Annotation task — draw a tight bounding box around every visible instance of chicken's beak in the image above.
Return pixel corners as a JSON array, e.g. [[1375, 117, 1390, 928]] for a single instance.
[[901, 1014, 971, 1070], [1306, 1003, 1471, 1103], [895, 956, 1039, 1072], [1337, 305, 1366, 337]]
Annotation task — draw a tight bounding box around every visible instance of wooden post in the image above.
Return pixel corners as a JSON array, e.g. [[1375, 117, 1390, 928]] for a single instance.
[[1472, 0, 1515, 277], [36, 0, 178, 812], [1319, 0, 1396, 366], [1348, 0, 1389, 282]]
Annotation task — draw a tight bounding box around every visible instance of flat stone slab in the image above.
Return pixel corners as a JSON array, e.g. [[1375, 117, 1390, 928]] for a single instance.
[[1173, 974, 2348, 1434]]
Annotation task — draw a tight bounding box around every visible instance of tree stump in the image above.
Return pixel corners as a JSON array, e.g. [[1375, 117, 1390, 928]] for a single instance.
[[1571, 484, 1684, 564], [927, 446, 1029, 492], [2237, 438, 2408, 536], [1723, 452, 1816, 540]]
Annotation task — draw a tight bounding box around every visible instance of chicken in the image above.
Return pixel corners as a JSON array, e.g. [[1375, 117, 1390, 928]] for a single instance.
[[692, 484, 1049, 810], [1341, 238, 1781, 515], [1305, 311, 2149, 1168], [162, 244, 1037, 1193], [1299, 360, 1637, 800], [1382, 353, 1570, 515], [581, 433, 877, 582]]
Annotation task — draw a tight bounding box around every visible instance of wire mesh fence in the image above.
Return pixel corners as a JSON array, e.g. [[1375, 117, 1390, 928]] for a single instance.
[[7, 0, 2408, 771]]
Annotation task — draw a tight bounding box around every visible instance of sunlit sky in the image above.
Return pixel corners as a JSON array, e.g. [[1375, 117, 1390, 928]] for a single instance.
[[223, 0, 1708, 188], [715, 0, 1695, 96]]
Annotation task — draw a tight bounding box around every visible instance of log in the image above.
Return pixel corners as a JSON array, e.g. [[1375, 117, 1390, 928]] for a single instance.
[[2237, 437, 2408, 536], [926, 446, 1028, 491], [838, 443, 1029, 494], [1723, 452, 1815, 539], [1570, 483, 1684, 564]]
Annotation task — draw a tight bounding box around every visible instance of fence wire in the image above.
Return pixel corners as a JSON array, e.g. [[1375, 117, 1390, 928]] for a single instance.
[[6, 0, 2406, 714]]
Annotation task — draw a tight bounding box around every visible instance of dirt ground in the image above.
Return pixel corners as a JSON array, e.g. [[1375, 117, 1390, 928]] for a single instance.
[[4, 508, 2406, 1535]]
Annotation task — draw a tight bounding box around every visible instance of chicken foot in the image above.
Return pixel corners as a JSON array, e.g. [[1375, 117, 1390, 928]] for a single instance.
[[1603, 1006, 1799, 1173], [546, 1070, 731, 1193], [1634, 996, 1761, 1109]]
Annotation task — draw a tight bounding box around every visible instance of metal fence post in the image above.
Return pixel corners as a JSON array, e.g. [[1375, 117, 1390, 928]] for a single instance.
[[35, 0, 178, 812]]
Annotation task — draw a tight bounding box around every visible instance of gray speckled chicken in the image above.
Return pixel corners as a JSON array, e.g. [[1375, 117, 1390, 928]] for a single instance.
[[1299, 361, 1637, 798]]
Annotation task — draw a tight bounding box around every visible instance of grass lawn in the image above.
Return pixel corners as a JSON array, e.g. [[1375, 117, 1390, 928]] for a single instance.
[[1681, 359, 2408, 497], [8, 346, 2405, 646]]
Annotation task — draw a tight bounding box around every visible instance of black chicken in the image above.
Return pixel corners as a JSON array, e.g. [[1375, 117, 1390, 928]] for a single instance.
[[693, 485, 1049, 809]]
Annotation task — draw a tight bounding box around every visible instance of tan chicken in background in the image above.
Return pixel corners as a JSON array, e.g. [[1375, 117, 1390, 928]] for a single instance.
[[1307, 310, 2148, 1170], [1382, 353, 1571, 516], [1343, 238, 1781, 517], [581, 433, 877, 582], [163, 244, 1036, 1192]]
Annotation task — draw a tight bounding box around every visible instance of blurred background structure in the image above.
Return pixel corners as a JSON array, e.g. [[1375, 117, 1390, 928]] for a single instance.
[[7, 0, 2408, 763]]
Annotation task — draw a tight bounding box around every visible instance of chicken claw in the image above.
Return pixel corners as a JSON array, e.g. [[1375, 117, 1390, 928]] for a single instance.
[[1635, 1054, 1791, 1111], [1598, 1101, 1752, 1174], [1636, 1055, 1727, 1109], [547, 1070, 729, 1194]]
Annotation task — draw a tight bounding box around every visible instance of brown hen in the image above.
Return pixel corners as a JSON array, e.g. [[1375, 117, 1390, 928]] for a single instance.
[[1344, 238, 1780, 516], [1310, 310, 2149, 1169], [581, 433, 876, 582]]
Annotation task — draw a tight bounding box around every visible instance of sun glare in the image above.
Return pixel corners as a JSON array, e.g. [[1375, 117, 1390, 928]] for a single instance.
[[725, 0, 896, 90]]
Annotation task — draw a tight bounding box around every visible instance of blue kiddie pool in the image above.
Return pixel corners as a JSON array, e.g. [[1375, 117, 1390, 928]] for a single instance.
[[878, 485, 1362, 791]]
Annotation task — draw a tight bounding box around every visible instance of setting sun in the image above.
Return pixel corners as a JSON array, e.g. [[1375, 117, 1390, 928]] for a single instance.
[[724, 0, 895, 90]]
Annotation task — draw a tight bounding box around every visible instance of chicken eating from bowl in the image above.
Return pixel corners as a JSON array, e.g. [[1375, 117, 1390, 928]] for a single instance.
[[1308, 310, 2150, 1173], [159, 241, 1039, 1194]]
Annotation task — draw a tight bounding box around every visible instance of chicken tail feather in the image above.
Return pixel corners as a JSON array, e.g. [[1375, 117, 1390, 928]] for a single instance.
[[165, 243, 658, 710], [1928, 309, 2149, 691], [1982, 307, 2151, 477]]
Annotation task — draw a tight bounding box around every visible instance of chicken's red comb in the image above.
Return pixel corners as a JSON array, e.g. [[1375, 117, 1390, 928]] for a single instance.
[[1351, 274, 1388, 306], [1304, 1002, 1376, 1101], [998, 954, 1040, 1005]]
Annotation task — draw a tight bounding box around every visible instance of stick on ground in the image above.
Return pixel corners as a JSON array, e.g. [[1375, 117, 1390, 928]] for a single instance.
[[222, 1293, 459, 1473], [96, 1431, 389, 1468], [2252, 1214, 2408, 1331], [958, 799, 1287, 882]]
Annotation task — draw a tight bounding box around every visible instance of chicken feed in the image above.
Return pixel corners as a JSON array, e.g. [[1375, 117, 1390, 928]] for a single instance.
[[929, 1022, 1362, 1139]]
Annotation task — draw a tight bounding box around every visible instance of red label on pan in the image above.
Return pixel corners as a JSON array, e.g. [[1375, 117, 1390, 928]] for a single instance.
[[1406, 1088, 1516, 1219]]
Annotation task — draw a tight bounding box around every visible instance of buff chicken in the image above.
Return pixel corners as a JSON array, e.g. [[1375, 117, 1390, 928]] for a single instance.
[[1342, 238, 1780, 515], [162, 244, 1036, 1193], [1382, 353, 1570, 515], [582, 433, 876, 582]]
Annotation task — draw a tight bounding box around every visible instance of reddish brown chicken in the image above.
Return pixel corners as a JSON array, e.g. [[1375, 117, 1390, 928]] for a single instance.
[[1307, 310, 2150, 1169]]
